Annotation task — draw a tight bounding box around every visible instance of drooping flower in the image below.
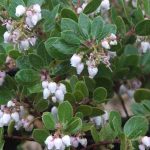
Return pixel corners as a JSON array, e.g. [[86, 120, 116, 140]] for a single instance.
[[15, 5, 26, 17]]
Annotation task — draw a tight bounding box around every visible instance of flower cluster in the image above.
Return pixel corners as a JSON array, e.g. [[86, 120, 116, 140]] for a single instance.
[[101, 33, 117, 50], [70, 51, 112, 78], [45, 135, 87, 150], [139, 136, 150, 150], [0, 71, 6, 86], [42, 81, 66, 103], [0, 100, 34, 131], [3, 4, 41, 51], [90, 111, 109, 127]]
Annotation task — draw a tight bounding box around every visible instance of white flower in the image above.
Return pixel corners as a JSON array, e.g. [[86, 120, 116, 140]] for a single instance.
[[0, 110, 3, 118], [0, 118, 4, 127], [54, 138, 63, 149], [77, 7, 83, 14], [76, 63, 84, 75], [110, 40, 117, 45], [51, 96, 57, 103], [43, 88, 51, 99], [141, 42, 150, 53], [58, 83, 66, 94], [51, 106, 58, 116], [141, 136, 150, 147], [45, 135, 54, 150], [92, 116, 102, 126], [70, 54, 82, 67], [55, 89, 64, 102], [20, 39, 29, 50], [15, 121, 22, 130], [103, 111, 109, 121], [6, 20, 13, 31], [101, 40, 110, 49], [27, 115, 34, 122], [7, 100, 15, 107], [31, 13, 41, 26], [0, 78, 4, 86], [33, 4, 41, 13], [29, 37, 37, 46], [11, 112, 20, 122], [100, 0, 110, 12], [42, 80, 49, 89], [15, 5, 26, 17], [2, 113, 11, 125], [71, 137, 79, 148], [110, 33, 117, 40], [82, 3, 87, 9], [25, 16, 34, 28], [139, 144, 145, 150], [88, 66, 98, 78], [78, 138, 87, 147], [12, 29, 20, 43], [4, 31, 11, 43], [48, 82, 57, 94], [62, 135, 71, 147], [132, 0, 137, 8]]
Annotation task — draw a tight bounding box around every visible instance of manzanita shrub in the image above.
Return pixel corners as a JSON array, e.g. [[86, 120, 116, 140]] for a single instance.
[[0, 0, 150, 149]]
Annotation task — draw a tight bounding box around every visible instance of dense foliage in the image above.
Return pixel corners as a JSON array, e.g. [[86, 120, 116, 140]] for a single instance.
[[0, 0, 150, 149]]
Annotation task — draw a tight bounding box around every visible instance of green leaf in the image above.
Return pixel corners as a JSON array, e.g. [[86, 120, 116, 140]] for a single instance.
[[93, 87, 107, 102], [16, 55, 32, 69], [15, 69, 40, 86], [61, 30, 81, 45], [35, 100, 48, 112], [27, 0, 45, 6], [90, 107, 104, 117], [135, 20, 150, 36], [8, 50, 21, 59], [73, 91, 84, 102], [61, 18, 79, 33], [0, 87, 14, 104], [143, 0, 150, 16], [7, 121, 15, 136], [83, 0, 102, 14], [83, 76, 96, 92], [61, 8, 78, 22], [65, 117, 82, 134], [0, 53, 6, 66], [45, 37, 67, 60], [91, 16, 104, 39], [42, 112, 56, 130], [91, 126, 100, 143], [64, 93, 76, 104], [76, 105, 92, 117], [101, 24, 117, 39], [115, 16, 126, 35], [124, 44, 138, 55], [58, 101, 73, 124], [78, 13, 91, 38], [75, 81, 89, 97], [52, 39, 78, 54], [70, 75, 78, 91], [99, 123, 116, 141], [32, 129, 49, 144], [109, 111, 122, 135], [29, 54, 44, 70], [134, 88, 150, 102], [124, 116, 148, 139], [28, 83, 42, 94]]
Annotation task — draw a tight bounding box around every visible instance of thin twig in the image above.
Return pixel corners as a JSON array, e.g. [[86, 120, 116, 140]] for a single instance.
[[117, 93, 129, 118], [4, 135, 34, 141], [81, 139, 120, 150]]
